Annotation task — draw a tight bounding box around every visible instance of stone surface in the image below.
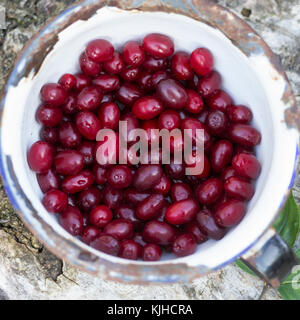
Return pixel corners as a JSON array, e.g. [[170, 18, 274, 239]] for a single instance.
[[0, 0, 299, 300]]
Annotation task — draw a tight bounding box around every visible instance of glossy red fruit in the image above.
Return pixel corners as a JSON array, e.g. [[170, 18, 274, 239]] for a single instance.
[[36, 105, 63, 127], [40, 83, 67, 107], [228, 124, 261, 147], [153, 175, 171, 196], [196, 178, 223, 205], [132, 96, 164, 120], [142, 244, 162, 261], [92, 164, 107, 184], [190, 48, 214, 76], [142, 33, 174, 58], [103, 52, 125, 74], [158, 109, 181, 130], [171, 52, 193, 81], [54, 150, 84, 176], [120, 66, 140, 82], [79, 52, 102, 77], [196, 209, 226, 240], [122, 41, 145, 66], [137, 71, 153, 92], [205, 110, 228, 135], [210, 140, 233, 172], [221, 166, 237, 181], [119, 240, 142, 260], [102, 184, 123, 209], [165, 199, 199, 225], [27, 141, 54, 173], [224, 176, 254, 201], [37, 169, 60, 193], [206, 90, 233, 112], [90, 205, 113, 228], [77, 86, 103, 111], [75, 111, 101, 140], [215, 199, 246, 227], [172, 233, 197, 257], [185, 151, 211, 179], [42, 189, 68, 213], [60, 205, 84, 236], [58, 121, 82, 148], [82, 225, 100, 244], [142, 56, 168, 72], [92, 74, 120, 92], [73, 73, 91, 91], [133, 165, 163, 191], [90, 234, 120, 256], [78, 187, 102, 211], [232, 153, 261, 180], [185, 90, 204, 114], [143, 221, 176, 246], [106, 165, 133, 189], [136, 194, 165, 220], [156, 79, 188, 109], [115, 204, 143, 231], [85, 39, 114, 62], [104, 219, 133, 240], [98, 102, 120, 130], [58, 73, 75, 92], [40, 126, 59, 144], [77, 141, 95, 166], [124, 188, 150, 206], [184, 222, 207, 244], [197, 71, 221, 97], [62, 93, 77, 115], [151, 70, 171, 87], [227, 105, 253, 124], [171, 182, 192, 202], [61, 169, 94, 194], [116, 83, 142, 106]]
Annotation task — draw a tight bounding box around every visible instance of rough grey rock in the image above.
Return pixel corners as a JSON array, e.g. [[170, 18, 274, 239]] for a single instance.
[[0, 0, 298, 300]]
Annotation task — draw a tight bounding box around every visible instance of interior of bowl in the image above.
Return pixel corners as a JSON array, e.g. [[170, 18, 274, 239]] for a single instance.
[[1, 7, 298, 273]]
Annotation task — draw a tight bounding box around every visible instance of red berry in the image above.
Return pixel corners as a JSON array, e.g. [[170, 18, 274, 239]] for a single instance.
[[85, 39, 114, 62], [190, 48, 214, 76], [27, 141, 54, 173], [42, 189, 68, 213], [142, 33, 174, 58]]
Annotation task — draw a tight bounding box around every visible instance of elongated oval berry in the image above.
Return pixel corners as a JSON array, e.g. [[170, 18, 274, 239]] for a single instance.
[[37, 168, 60, 193], [77, 86, 103, 111], [172, 233, 197, 257], [59, 205, 84, 236], [227, 105, 253, 124], [90, 234, 120, 256], [119, 240, 142, 260], [195, 178, 223, 205], [98, 102, 120, 130], [133, 165, 163, 191], [92, 74, 120, 92], [136, 194, 165, 221], [76, 111, 101, 140], [103, 52, 125, 74], [90, 205, 113, 228], [197, 71, 221, 97], [61, 170, 94, 194], [196, 209, 226, 240], [232, 153, 261, 180], [85, 39, 114, 62], [27, 141, 54, 173], [142, 243, 162, 261], [104, 219, 133, 240], [143, 221, 176, 246], [36, 105, 63, 127], [54, 150, 84, 176], [214, 199, 246, 227], [206, 90, 233, 112], [165, 199, 199, 225], [122, 41, 145, 66], [210, 140, 233, 172], [171, 52, 193, 81], [132, 96, 164, 120], [224, 176, 255, 201], [142, 33, 174, 58], [190, 48, 214, 76], [42, 189, 68, 213], [228, 124, 261, 147], [40, 83, 67, 107]]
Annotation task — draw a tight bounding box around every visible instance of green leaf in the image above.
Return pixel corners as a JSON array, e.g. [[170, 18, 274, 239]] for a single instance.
[[274, 194, 300, 247], [236, 193, 300, 282], [278, 249, 300, 300]]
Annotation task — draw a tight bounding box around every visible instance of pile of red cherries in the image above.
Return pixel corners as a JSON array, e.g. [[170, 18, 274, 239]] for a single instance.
[[27, 33, 261, 261]]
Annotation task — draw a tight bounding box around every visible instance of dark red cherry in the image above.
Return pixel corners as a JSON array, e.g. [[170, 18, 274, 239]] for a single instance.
[[165, 199, 199, 225], [172, 233, 197, 257], [196, 178, 223, 205], [142, 56, 168, 72], [184, 222, 207, 244], [98, 102, 120, 130], [103, 52, 125, 74], [73, 73, 91, 91], [210, 140, 233, 173], [54, 150, 84, 176], [42, 189, 68, 213], [143, 221, 176, 246], [78, 187, 102, 211], [227, 105, 253, 124], [122, 41, 145, 66], [27, 141, 54, 173], [79, 52, 102, 77], [158, 109, 181, 130], [197, 71, 221, 98], [75, 111, 101, 140], [58, 73, 75, 92], [85, 39, 114, 62], [142, 33, 174, 58], [119, 240, 142, 260], [185, 90, 204, 114], [133, 165, 163, 191], [205, 110, 228, 135], [228, 124, 261, 147], [90, 234, 120, 256], [206, 90, 233, 112], [196, 209, 226, 240], [62, 93, 77, 115], [171, 52, 193, 81], [116, 83, 142, 106], [232, 153, 261, 180], [37, 168, 60, 193], [104, 219, 133, 241], [59, 205, 84, 236], [58, 121, 82, 148], [136, 194, 165, 221], [90, 205, 113, 228], [214, 199, 246, 227], [224, 176, 254, 201], [40, 83, 67, 107], [36, 105, 63, 127], [120, 66, 140, 82], [137, 71, 153, 92], [82, 225, 100, 244], [142, 243, 162, 261], [106, 165, 133, 189], [190, 48, 214, 76], [61, 169, 94, 194], [132, 96, 164, 120], [77, 141, 95, 166], [77, 86, 103, 111], [156, 79, 188, 109], [92, 74, 120, 92]]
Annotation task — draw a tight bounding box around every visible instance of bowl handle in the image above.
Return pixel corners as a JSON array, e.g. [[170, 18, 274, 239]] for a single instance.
[[240, 227, 299, 288]]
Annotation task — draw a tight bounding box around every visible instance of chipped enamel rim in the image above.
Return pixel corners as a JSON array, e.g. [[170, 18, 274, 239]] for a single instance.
[[0, 0, 299, 283]]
